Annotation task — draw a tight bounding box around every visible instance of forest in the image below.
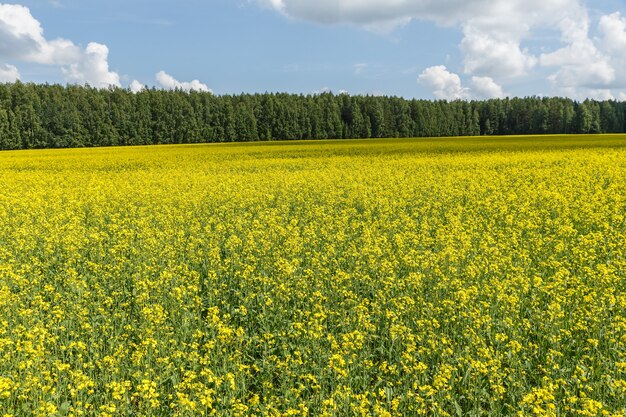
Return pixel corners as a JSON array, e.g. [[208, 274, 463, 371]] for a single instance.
[[0, 81, 625, 149]]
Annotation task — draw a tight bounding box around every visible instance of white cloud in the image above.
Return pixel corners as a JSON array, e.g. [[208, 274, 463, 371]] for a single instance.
[[540, 11, 620, 96], [0, 4, 120, 88], [262, 0, 585, 33], [470, 76, 505, 99], [460, 26, 537, 78], [597, 12, 626, 89], [598, 12, 626, 54], [155, 71, 211, 92], [418, 66, 505, 100], [261, 0, 626, 98], [0, 63, 19, 82], [587, 89, 614, 101], [262, 0, 525, 28], [129, 80, 145, 93], [418, 65, 468, 100], [61, 43, 120, 87], [259, 0, 586, 84]]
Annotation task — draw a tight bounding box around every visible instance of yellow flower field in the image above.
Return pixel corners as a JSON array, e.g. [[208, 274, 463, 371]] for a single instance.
[[0, 135, 625, 416]]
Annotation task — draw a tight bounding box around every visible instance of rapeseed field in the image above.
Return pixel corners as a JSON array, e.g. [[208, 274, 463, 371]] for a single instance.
[[0, 135, 625, 416]]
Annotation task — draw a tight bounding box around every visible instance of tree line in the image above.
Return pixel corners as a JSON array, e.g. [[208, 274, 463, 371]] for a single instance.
[[0, 81, 625, 150]]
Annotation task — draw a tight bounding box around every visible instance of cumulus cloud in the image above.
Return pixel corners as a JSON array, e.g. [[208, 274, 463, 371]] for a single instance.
[[261, 0, 626, 98], [596, 12, 626, 90], [61, 43, 120, 87], [261, 0, 536, 28], [470, 76, 505, 99], [260, 0, 583, 34], [0, 3, 119, 87], [598, 12, 626, 54], [418, 66, 505, 100], [0, 63, 19, 82], [587, 89, 615, 101], [260, 0, 583, 81], [418, 66, 468, 100], [460, 26, 537, 78], [156, 71, 211, 92], [538, 9, 626, 97], [129, 80, 145, 93]]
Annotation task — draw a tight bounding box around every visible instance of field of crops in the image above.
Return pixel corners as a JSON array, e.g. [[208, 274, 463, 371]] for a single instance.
[[1, 135, 626, 416]]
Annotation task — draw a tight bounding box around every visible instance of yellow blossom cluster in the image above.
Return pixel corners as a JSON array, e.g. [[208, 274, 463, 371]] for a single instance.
[[0, 135, 625, 416]]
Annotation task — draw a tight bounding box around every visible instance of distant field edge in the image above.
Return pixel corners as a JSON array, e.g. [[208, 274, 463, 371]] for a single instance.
[[2, 133, 626, 156]]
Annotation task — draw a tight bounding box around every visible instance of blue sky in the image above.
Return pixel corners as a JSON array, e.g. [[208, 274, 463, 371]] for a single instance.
[[1, 0, 626, 100]]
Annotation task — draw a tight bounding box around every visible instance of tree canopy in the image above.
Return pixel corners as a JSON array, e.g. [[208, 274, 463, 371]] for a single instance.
[[0, 82, 624, 150]]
